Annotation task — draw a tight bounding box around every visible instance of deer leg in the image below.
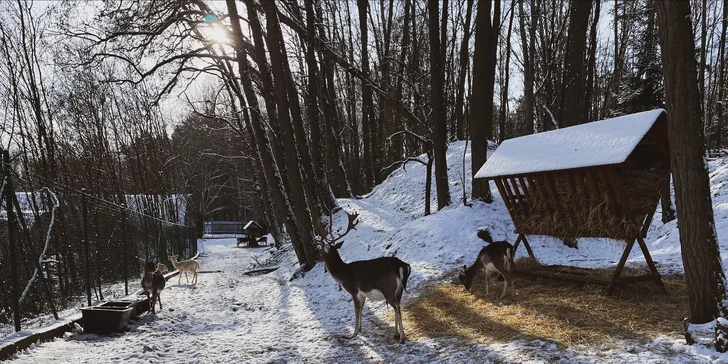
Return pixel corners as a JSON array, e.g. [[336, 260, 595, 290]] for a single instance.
[[484, 270, 492, 297], [509, 272, 516, 296], [499, 272, 508, 299], [350, 294, 365, 339], [185, 272, 189, 283], [394, 303, 405, 343], [194, 271, 198, 284], [178, 272, 182, 284], [157, 291, 162, 311]]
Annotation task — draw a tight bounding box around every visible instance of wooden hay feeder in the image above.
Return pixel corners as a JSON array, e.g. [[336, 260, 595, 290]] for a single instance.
[[244, 220, 262, 238], [474, 109, 670, 295]]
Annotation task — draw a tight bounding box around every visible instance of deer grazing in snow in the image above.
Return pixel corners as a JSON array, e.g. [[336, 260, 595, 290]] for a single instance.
[[141, 261, 166, 313], [458, 229, 515, 299], [169, 255, 200, 284], [317, 211, 412, 343]]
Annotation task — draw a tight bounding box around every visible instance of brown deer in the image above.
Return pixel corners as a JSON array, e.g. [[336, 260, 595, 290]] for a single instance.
[[317, 212, 412, 343], [458, 229, 515, 299], [141, 262, 166, 313]]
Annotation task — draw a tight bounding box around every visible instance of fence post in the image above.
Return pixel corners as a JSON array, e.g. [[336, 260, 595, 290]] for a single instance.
[[158, 221, 164, 264], [190, 226, 196, 256], [121, 204, 128, 296], [143, 217, 149, 260], [82, 189, 91, 306], [4, 150, 21, 332]]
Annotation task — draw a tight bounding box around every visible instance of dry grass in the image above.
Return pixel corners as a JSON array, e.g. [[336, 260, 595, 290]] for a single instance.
[[401, 260, 688, 348]]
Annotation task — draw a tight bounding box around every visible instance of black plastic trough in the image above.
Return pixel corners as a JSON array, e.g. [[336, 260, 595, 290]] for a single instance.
[[81, 301, 136, 334]]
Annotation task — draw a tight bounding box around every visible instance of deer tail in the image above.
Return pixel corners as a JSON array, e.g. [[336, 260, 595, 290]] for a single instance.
[[504, 247, 513, 272], [400, 262, 412, 293], [477, 229, 494, 244]]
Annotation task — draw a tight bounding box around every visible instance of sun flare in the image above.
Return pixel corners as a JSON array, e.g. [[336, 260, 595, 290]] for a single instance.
[[208, 25, 229, 44]]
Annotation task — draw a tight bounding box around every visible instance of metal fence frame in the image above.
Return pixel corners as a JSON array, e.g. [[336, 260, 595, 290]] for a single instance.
[[0, 149, 197, 339]]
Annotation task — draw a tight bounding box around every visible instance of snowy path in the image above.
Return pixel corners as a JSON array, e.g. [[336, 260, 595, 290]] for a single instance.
[[8, 238, 717, 363]]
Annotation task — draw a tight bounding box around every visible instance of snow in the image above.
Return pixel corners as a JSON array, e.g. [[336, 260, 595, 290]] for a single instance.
[[7, 140, 728, 363], [474, 109, 666, 179]]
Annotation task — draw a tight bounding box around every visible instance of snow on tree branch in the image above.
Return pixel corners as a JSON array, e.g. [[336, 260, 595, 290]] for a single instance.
[[19, 187, 58, 306]]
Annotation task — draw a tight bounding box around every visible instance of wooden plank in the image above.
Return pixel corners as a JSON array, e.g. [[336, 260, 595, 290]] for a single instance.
[[521, 234, 536, 259], [618, 274, 663, 284], [606, 239, 636, 296], [505, 178, 521, 204], [494, 178, 518, 225], [636, 236, 667, 293], [518, 177, 531, 200], [584, 168, 600, 200], [515, 269, 612, 286], [513, 234, 523, 254], [597, 167, 617, 208], [542, 174, 559, 201], [563, 171, 577, 195], [500, 178, 516, 206], [527, 175, 550, 214], [573, 169, 591, 207], [508, 177, 527, 217], [640, 205, 657, 238]]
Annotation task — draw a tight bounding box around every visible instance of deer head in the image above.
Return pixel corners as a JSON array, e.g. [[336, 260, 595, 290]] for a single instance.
[[458, 264, 475, 290], [315, 211, 359, 261]]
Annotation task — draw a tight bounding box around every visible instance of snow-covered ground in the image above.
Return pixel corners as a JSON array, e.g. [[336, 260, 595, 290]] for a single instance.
[[7, 141, 728, 363]]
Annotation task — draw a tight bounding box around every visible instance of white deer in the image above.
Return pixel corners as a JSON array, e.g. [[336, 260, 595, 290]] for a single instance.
[[169, 255, 200, 284]]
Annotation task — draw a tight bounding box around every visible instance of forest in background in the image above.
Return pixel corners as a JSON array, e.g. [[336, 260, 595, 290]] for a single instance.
[[0, 0, 724, 267]]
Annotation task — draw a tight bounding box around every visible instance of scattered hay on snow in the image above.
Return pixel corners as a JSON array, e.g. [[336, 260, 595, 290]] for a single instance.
[[402, 259, 687, 348]]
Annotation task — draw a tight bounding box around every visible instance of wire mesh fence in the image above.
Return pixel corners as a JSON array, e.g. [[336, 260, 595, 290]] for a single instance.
[[0, 150, 196, 339]]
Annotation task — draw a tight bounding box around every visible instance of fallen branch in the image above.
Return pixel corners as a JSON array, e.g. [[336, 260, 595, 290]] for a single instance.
[[242, 267, 279, 275]]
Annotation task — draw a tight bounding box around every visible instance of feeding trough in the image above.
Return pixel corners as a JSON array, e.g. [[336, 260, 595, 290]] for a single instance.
[[474, 109, 670, 295], [81, 301, 136, 334]]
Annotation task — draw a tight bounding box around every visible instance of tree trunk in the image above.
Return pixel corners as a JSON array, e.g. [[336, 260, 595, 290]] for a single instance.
[[518, 0, 537, 135], [716, 0, 728, 149], [656, 0, 728, 330], [304, 0, 336, 211], [499, 4, 516, 142], [392, 0, 411, 158], [225, 0, 307, 267], [259, 1, 319, 268], [699, 0, 707, 106], [559, 0, 592, 127], [428, 0, 452, 210], [470, 0, 498, 202], [455, 0, 474, 140], [584, 0, 600, 122], [358, 0, 376, 190]]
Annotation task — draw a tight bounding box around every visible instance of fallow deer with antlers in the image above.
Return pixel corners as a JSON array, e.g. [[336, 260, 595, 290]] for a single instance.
[[317, 211, 412, 343]]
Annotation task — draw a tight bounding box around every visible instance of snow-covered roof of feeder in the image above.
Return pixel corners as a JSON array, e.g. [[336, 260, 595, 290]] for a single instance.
[[474, 109, 670, 295], [244, 220, 262, 230], [475, 109, 667, 179]]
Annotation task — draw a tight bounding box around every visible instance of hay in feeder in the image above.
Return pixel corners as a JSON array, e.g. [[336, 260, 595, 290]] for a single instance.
[[506, 167, 665, 239]]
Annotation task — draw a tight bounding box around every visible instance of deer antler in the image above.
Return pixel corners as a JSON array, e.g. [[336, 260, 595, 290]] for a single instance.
[[315, 211, 359, 247], [330, 211, 359, 245]]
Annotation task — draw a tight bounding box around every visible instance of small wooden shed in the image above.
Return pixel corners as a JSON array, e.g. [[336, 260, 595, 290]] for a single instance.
[[244, 220, 263, 238], [474, 109, 670, 294]]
